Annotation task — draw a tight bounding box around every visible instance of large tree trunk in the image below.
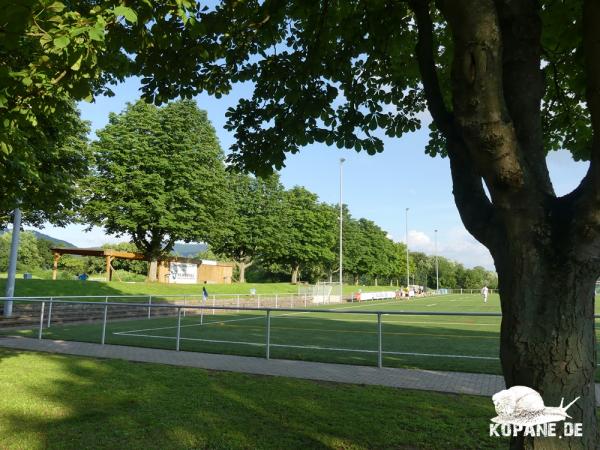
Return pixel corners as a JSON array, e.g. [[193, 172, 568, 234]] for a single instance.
[[409, 1, 600, 447], [291, 264, 299, 284], [494, 245, 597, 449], [236, 260, 252, 283], [147, 260, 158, 282]]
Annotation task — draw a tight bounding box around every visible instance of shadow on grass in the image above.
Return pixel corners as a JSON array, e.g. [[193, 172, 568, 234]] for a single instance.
[[0, 347, 505, 449]]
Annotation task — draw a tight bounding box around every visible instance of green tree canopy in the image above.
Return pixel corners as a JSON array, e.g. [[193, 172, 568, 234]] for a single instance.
[[0, 231, 43, 272], [0, 100, 90, 228], [264, 186, 337, 283], [82, 99, 231, 280], [209, 172, 286, 283], [5, 1, 600, 444]]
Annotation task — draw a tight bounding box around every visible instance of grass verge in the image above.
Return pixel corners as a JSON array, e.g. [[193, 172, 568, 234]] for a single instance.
[[0, 348, 505, 449]]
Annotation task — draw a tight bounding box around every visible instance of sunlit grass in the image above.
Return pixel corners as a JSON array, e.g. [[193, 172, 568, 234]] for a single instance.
[[0, 348, 506, 449]]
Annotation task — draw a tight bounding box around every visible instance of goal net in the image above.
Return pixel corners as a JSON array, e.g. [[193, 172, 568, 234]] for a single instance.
[[298, 282, 344, 304]]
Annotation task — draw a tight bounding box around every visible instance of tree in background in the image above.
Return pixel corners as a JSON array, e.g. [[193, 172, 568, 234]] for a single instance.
[[0, 100, 90, 228], [0, 232, 43, 272], [6, 2, 598, 443], [410, 252, 433, 288], [392, 242, 413, 288], [360, 220, 395, 286], [337, 209, 364, 285], [125, 3, 598, 444], [210, 172, 286, 283], [82, 100, 231, 281], [263, 187, 337, 283]]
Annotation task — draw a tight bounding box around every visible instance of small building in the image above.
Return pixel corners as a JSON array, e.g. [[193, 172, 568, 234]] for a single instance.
[[51, 248, 233, 284], [157, 258, 234, 284]]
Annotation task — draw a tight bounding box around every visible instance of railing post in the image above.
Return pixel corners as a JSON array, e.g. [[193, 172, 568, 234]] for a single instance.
[[101, 301, 108, 345], [47, 297, 53, 328], [176, 307, 182, 351], [212, 295, 216, 315], [148, 296, 152, 319], [258, 294, 261, 308], [304, 293, 307, 307], [275, 294, 278, 309], [237, 294, 240, 313], [183, 296, 187, 317], [377, 313, 383, 368], [38, 301, 45, 340], [266, 309, 271, 360], [291, 296, 294, 309]]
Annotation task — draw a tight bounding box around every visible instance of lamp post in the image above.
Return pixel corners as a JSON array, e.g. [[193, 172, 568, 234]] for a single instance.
[[405, 207, 409, 288], [435, 229, 439, 292], [339, 158, 345, 297], [4, 205, 21, 317]]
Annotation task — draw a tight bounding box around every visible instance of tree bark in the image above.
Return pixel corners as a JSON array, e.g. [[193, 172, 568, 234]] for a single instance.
[[494, 244, 598, 449], [147, 259, 158, 282], [236, 260, 252, 283], [410, 1, 600, 448], [291, 264, 299, 284]]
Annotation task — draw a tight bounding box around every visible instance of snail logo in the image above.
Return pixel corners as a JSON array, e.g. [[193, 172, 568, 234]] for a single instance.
[[489, 386, 583, 438]]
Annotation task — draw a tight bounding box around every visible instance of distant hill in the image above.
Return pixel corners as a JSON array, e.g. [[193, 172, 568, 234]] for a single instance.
[[0, 229, 76, 248], [172, 242, 208, 257], [29, 231, 76, 248]]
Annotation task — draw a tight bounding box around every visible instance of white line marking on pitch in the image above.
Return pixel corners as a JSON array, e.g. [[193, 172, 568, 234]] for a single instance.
[[109, 333, 498, 360], [114, 301, 404, 335]]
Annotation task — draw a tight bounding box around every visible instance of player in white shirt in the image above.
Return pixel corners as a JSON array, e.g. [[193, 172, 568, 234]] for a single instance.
[[481, 285, 489, 303]]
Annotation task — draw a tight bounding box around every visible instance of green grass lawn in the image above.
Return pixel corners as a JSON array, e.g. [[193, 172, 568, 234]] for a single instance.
[[0, 348, 506, 449], [0, 278, 396, 298], [4, 294, 509, 375], [5, 291, 599, 378]]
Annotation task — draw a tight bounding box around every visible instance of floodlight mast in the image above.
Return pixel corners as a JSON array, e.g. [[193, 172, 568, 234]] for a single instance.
[[339, 158, 345, 297], [405, 207, 409, 288], [435, 229, 439, 292]]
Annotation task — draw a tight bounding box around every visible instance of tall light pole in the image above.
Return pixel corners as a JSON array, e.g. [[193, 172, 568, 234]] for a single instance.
[[435, 229, 439, 292], [339, 158, 345, 297], [405, 207, 409, 287], [4, 205, 21, 317]]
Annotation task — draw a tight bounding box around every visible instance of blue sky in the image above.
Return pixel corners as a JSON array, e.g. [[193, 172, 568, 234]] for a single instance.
[[31, 77, 589, 271]]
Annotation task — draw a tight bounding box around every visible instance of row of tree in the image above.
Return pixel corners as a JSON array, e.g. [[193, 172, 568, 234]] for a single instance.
[[2, 99, 497, 287], [3, 2, 598, 442]]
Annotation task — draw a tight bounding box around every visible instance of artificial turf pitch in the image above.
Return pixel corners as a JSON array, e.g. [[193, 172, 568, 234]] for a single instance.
[[6, 293, 513, 374]]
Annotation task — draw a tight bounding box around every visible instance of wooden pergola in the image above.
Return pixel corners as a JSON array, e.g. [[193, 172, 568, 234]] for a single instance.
[[51, 248, 145, 281]]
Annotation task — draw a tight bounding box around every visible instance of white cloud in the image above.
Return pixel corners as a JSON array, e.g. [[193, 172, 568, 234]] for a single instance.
[[407, 230, 434, 253], [441, 228, 494, 270], [399, 227, 495, 270]]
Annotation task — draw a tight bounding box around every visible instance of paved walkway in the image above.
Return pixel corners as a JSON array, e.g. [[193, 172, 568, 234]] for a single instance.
[[1, 336, 598, 403]]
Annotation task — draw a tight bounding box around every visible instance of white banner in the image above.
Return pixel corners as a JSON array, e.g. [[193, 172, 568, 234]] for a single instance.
[[356, 291, 397, 301], [169, 262, 198, 284]]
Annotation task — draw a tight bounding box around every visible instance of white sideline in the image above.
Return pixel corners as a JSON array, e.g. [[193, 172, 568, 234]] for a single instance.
[[113, 300, 403, 335], [109, 332, 499, 360]]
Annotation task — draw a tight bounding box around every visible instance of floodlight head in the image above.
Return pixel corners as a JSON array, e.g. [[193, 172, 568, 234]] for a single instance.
[[340, 158, 346, 163]]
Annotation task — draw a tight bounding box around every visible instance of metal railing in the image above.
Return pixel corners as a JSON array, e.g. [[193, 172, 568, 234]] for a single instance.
[[0, 296, 510, 368]]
